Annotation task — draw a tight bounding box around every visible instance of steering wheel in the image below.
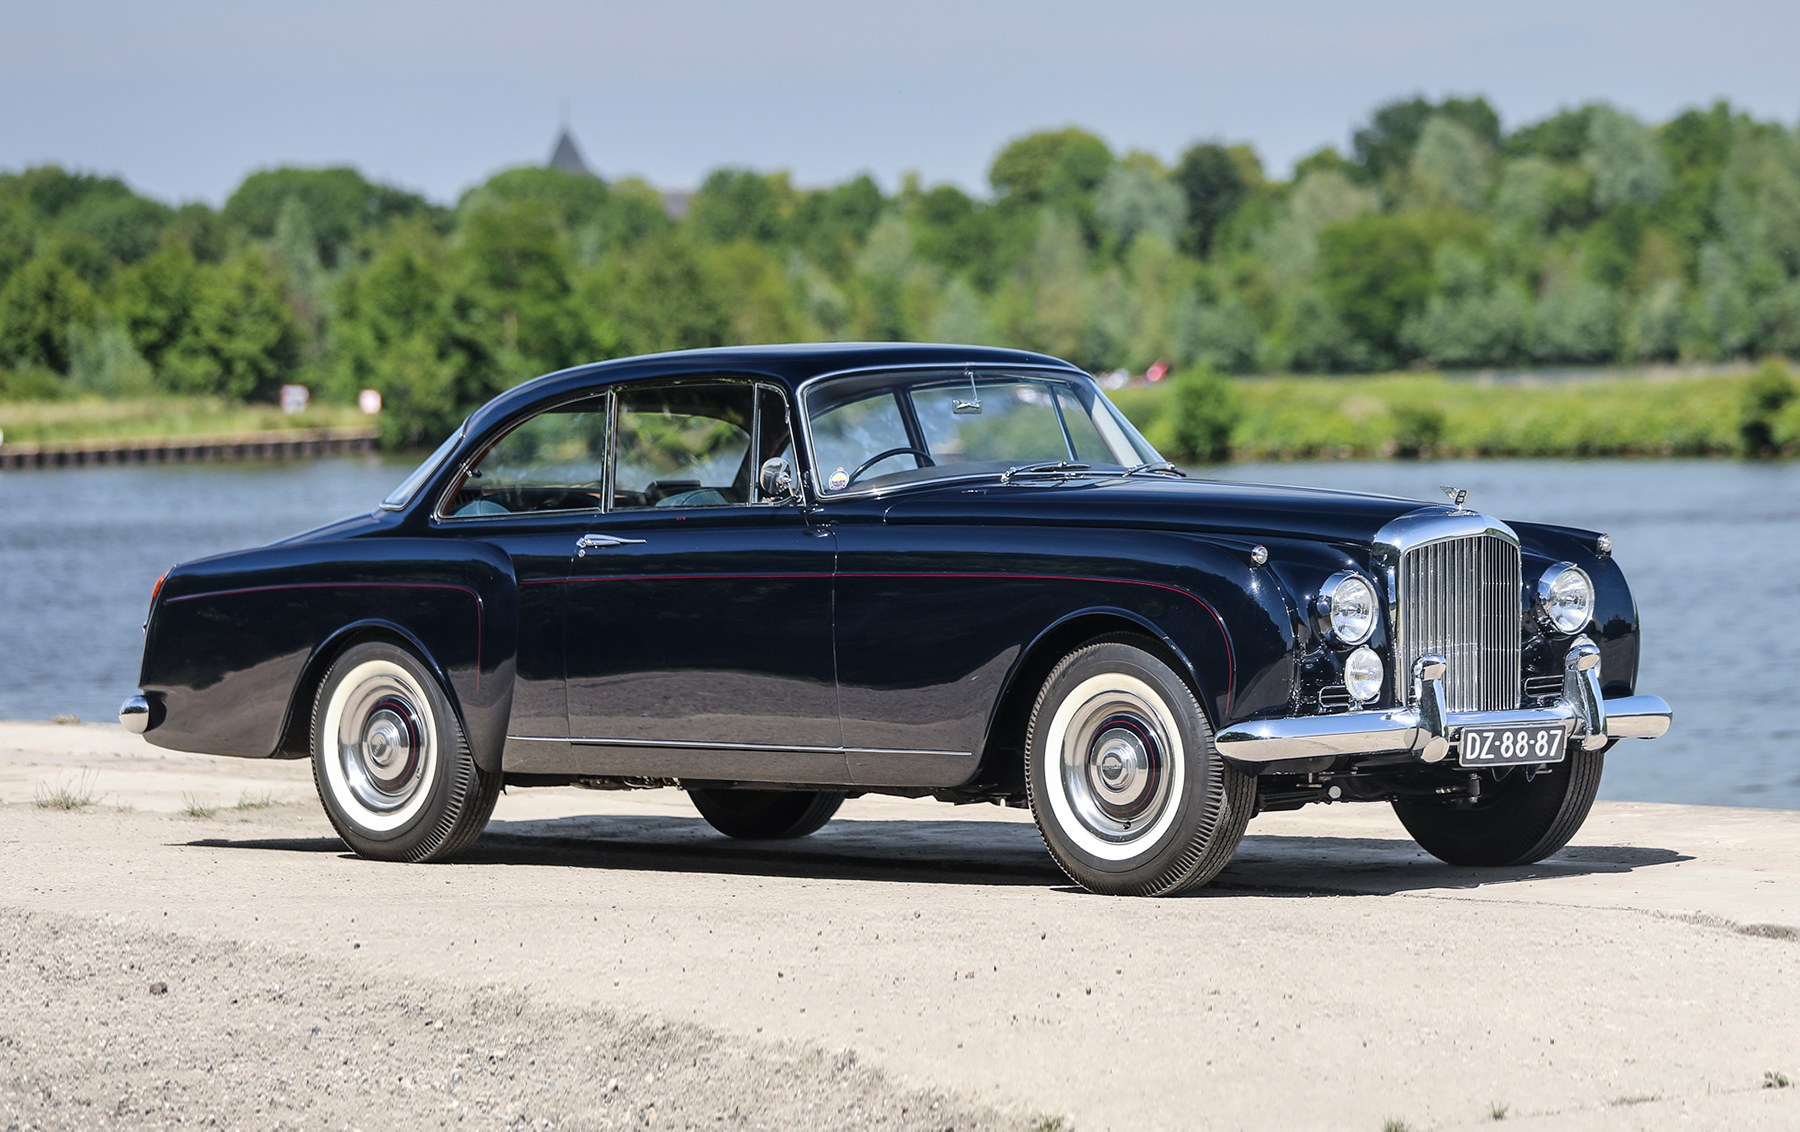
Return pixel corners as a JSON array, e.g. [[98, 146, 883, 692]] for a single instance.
[[846, 446, 935, 485]]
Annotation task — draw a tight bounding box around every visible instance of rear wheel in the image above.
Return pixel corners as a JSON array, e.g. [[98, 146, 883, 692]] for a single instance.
[[310, 641, 499, 862], [1026, 639, 1253, 896], [688, 788, 844, 839], [1392, 746, 1606, 867]]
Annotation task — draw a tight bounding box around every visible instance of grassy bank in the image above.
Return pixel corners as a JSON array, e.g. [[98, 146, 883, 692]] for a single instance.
[[1111, 365, 1800, 461], [0, 396, 371, 447]]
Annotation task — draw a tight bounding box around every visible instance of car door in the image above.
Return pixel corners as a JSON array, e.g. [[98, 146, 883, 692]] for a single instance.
[[560, 378, 844, 782], [431, 392, 612, 747]]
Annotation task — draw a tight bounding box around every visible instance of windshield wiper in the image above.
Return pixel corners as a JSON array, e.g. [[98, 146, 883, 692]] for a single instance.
[[999, 460, 1091, 484], [1120, 460, 1186, 478]]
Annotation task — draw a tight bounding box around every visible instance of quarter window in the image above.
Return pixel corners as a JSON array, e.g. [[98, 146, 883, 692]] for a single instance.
[[442, 400, 607, 518]]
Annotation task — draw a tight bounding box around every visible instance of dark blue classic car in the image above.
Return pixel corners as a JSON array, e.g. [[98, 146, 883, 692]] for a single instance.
[[123, 344, 1670, 896]]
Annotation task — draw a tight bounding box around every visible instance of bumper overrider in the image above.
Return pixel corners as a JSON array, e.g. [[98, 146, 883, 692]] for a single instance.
[[1214, 636, 1671, 766]]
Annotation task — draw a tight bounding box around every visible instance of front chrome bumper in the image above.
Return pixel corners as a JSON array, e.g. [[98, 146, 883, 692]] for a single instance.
[[1215, 637, 1671, 767]]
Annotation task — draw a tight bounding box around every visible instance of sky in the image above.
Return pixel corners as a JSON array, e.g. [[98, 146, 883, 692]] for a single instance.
[[3, 0, 1797, 206]]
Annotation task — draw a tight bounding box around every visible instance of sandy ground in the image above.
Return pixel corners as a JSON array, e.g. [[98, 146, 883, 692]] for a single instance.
[[3, 721, 1797, 1131]]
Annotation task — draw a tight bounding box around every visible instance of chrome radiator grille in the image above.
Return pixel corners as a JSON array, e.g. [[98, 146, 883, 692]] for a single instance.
[[1395, 533, 1522, 711]]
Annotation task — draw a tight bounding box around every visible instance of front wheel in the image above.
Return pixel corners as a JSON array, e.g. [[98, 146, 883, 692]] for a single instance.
[[688, 788, 844, 839], [1026, 639, 1254, 896], [1392, 746, 1606, 867], [310, 641, 499, 862]]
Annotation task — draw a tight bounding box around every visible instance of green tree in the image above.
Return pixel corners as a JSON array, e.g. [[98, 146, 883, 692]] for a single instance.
[[1353, 95, 1500, 185], [113, 237, 203, 371], [1584, 106, 1669, 209], [223, 167, 440, 268], [1168, 364, 1241, 462], [1403, 246, 1529, 366], [453, 201, 593, 374], [688, 168, 793, 245], [583, 232, 733, 358], [332, 224, 493, 445], [0, 255, 97, 373], [461, 166, 614, 233], [1739, 359, 1797, 456], [1504, 104, 1596, 162], [1532, 277, 1619, 363], [1094, 164, 1185, 250], [793, 174, 886, 271], [1316, 215, 1436, 367], [1410, 116, 1492, 211], [908, 184, 998, 280], [1624, 279, 1685, 361], [160, 249, 302, 399], [1172, 142, 1249, 256], [989, 128, 1115, 207]]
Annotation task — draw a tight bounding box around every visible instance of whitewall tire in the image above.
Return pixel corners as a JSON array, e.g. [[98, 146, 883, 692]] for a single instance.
[[1027, 639, 1253, 896], [310, 641, 499, 862]]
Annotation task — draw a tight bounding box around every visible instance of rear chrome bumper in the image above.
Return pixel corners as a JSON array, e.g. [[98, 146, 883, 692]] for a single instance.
[[119, 693, 153, 734], [1215, 637, 1671, 767]]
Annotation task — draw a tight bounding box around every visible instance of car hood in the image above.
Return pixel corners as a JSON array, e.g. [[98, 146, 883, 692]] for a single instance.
[[877, 476, 1440, 546]]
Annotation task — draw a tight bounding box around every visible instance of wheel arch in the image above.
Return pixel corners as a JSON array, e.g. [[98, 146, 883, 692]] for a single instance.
[[976, 608, 1211, 795], [276, 620, 500, 771]]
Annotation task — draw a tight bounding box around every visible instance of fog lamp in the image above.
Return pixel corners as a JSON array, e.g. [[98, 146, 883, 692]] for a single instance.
[[1343, 646, 1384, 704]]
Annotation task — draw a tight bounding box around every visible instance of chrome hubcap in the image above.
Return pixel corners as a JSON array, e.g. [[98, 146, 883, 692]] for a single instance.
[[1060, 693, 1174, 845], [337, 683, 428, 812]]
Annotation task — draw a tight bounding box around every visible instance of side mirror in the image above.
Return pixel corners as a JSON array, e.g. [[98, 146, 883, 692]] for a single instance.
[[757, 456, 798, 503]]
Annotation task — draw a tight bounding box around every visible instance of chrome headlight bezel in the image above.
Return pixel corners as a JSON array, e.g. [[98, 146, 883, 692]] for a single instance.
[[1315, 571, 1379, 646], [1536, 562, 1595, 634]]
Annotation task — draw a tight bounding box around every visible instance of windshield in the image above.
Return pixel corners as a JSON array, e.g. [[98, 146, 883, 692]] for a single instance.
[[805, 370, 1158, 494], [380, 425, 465, 510]]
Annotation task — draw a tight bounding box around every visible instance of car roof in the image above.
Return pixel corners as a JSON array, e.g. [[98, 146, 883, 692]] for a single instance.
[[465, 342, 1082, 434]]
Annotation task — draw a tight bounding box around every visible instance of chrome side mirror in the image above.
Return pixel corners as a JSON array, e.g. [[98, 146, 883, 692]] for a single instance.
[[757, 456, 797, 503]]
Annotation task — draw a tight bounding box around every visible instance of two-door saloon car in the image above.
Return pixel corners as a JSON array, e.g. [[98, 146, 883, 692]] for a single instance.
[[123, 343, 1671, 896]]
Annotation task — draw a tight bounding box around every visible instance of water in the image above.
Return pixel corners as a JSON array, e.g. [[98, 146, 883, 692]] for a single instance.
[[2, 456, 1795, 809]]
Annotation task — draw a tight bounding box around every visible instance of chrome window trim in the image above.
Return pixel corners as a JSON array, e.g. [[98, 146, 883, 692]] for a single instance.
[[432, 375, 806, 525], [794, 362, 1148, 503]]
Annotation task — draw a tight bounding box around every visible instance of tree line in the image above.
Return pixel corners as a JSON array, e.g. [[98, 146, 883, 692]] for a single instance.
[[2, 93, 1799, 445]]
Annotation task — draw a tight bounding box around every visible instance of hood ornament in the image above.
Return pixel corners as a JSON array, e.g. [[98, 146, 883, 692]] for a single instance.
[[1439, 485, 1470, 510]]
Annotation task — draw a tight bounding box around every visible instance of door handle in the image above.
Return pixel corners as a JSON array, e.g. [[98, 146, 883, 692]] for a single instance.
[[576, 533, 646, 556]]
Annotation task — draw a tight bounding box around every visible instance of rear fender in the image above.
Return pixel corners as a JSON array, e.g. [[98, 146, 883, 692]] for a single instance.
[[139, 538, 518, 771]]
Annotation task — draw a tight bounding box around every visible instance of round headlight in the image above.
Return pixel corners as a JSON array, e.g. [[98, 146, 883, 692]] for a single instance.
[[1537, 563, 1595, 634], [1319, 572, 1378, 645], [1343, 646, 1384, 704]]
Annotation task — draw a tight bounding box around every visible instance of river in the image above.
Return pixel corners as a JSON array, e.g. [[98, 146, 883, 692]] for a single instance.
[[1, 455, 1794, 808]]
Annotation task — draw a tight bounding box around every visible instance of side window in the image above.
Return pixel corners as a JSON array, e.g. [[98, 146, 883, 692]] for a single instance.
[[612, 381, 756, 509], [442, 400, 606, 518]]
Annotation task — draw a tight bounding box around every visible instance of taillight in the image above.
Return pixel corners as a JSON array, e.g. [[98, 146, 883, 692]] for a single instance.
[[145, 569, 170, 631]]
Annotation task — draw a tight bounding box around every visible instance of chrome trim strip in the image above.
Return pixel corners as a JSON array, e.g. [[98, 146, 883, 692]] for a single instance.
[[507, 734, 971, 759]]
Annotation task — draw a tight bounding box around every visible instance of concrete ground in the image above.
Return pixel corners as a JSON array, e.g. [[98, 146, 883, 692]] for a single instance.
[[2, 720, 1796, 1130]]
